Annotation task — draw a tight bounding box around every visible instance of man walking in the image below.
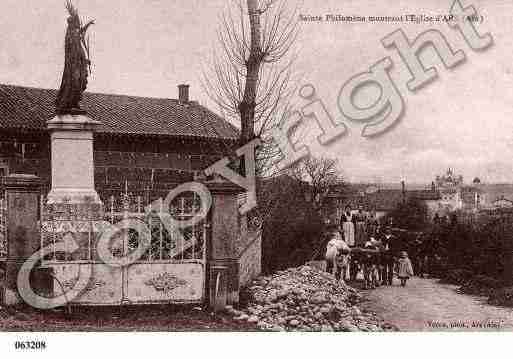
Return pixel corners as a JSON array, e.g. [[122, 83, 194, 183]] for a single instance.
[[381, 227, 397, 285]]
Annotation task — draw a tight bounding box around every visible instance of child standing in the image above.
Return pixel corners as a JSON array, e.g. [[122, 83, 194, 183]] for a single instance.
[[362, 239, 380, 289], [335, 249, 350, 282], [325, 226, 350, 282], [325, 228, 343, 274], [395, 251, 414, 287]]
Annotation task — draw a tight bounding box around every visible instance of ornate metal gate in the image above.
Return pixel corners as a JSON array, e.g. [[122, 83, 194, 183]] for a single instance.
[[40, 189, 209, 306]]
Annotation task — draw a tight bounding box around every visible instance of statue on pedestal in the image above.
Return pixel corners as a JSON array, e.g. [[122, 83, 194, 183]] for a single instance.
[[55, 1, 94, 115]]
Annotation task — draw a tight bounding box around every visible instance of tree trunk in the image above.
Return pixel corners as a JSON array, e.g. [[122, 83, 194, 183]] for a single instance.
[[239, 0, 262, 147]]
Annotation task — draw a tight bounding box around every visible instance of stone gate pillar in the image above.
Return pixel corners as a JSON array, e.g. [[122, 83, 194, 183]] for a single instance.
[[2, 174, 50, 305], [206, 181, 244, 308]]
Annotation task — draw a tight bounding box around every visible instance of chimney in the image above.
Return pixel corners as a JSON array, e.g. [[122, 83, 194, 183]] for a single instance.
[[431, 181, 436, 191], [178, 84, 190, 103], [401, 180, 406, 203]]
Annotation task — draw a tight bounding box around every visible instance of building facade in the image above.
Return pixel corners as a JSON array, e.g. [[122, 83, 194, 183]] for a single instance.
[[0, 83, 238, 200]]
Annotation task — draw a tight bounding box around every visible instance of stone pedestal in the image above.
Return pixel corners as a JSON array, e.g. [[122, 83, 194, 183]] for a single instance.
[[46, 114, 102, 204], [206, 181, 245, 307]]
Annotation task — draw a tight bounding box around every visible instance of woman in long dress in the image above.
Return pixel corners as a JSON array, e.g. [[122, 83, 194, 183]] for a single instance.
[[341, 206, 356, 280], [341, 206, 355, 247], [354, 207, 367, 247]]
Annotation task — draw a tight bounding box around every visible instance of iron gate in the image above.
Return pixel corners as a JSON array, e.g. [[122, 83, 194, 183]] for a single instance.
[[40, 190, 209, 305]]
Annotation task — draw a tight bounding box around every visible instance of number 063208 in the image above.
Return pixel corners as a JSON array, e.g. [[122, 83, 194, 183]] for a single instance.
[[14, 341, 46, 350]]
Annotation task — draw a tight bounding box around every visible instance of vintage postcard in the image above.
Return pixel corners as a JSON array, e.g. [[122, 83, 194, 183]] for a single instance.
[[0, 0, 511, 357]]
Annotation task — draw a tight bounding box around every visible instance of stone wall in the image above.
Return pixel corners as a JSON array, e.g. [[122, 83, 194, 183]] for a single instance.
[[0, 131, 233, 197], [0, 131, 51, 184]]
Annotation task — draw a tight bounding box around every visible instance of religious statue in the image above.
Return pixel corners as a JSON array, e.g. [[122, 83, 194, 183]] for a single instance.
[[55, 1, 94, 115]]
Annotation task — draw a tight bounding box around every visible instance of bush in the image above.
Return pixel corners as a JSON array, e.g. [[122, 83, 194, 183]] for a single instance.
[[258, 176, 324, 274], [459, 275, 504, 296], [472, 274, 503, 289], [426, 213, 513, 285], [442, 269, 473, 285], [384, 198, 429, 231], [488, 286, 513, 307]]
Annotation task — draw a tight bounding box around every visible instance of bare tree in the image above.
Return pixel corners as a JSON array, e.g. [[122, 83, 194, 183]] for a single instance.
[[203, 0, 299, 149], [290, 156, 343, 211]]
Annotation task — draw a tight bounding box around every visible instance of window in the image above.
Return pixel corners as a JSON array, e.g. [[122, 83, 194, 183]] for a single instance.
[[0, 165, 7, 178]]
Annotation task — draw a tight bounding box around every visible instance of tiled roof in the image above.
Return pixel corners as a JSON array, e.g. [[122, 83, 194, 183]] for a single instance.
[[342, 189, 405, 212], [0, 84, 239, 140], [408, 190, 441, 200], [338, 187, 441, 211]]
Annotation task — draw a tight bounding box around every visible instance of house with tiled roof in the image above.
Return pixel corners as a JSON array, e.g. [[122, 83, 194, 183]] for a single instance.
[[0, 83, 239, 199], [343, 189, 404, 214], [476, 184, 513, 209], [324, 181, 442, 224], [490, 195, 513, 209]]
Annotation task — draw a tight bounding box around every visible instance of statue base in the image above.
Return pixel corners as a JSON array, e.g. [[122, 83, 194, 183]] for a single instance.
[[46, 114, 102, 205], [56, 107, 88, 116], [47, 113, 101, 131], [46, 188, 101, 204]]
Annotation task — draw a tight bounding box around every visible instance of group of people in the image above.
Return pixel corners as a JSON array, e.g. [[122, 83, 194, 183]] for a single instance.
[[324, 205, 414, 289]]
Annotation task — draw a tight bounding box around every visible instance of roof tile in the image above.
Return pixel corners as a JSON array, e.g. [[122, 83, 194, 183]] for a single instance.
[[0, 84, 239, 140]]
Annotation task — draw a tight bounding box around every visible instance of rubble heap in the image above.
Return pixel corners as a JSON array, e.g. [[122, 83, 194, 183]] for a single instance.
[[227, 265, 395, 331]]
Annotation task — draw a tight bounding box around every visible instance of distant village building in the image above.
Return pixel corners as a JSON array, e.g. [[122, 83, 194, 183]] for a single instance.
[[461, 186, 485, 211], [426, 168, 486, 217], [412, 169, 513, 218], [324, 181, 440, 224], [434, 168, 464, 212], [323, 169, 501, 224], [491, 196, 513, 209], [274, 168, 513, 227]]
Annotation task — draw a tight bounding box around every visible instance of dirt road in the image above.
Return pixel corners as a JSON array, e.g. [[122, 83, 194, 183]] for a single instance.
[[361, 277, 513, 331]]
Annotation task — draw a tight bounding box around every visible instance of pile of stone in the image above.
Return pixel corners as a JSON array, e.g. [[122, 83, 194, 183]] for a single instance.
[[227, 265, 394, 332]]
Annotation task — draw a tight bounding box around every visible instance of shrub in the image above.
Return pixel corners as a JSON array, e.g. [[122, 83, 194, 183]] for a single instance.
[[426, 213, 513, 285], [459, 275, 504, 296], [488, 286, 513, 307], [384, 198, 429, 231], [472, 274, 503, 289], [442, 269, 473, 285], [258, 176, 324, 274]]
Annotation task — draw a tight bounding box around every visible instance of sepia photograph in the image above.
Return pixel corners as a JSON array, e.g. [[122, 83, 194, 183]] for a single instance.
[[0, 0, 512, 357]]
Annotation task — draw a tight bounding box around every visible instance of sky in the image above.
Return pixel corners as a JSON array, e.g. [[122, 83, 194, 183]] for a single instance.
[[0, 0, 512, 184]]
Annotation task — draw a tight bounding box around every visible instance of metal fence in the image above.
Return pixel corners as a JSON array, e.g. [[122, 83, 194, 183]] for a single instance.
[[40, 189, 209, 264], [103, 191, 208, 263]]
